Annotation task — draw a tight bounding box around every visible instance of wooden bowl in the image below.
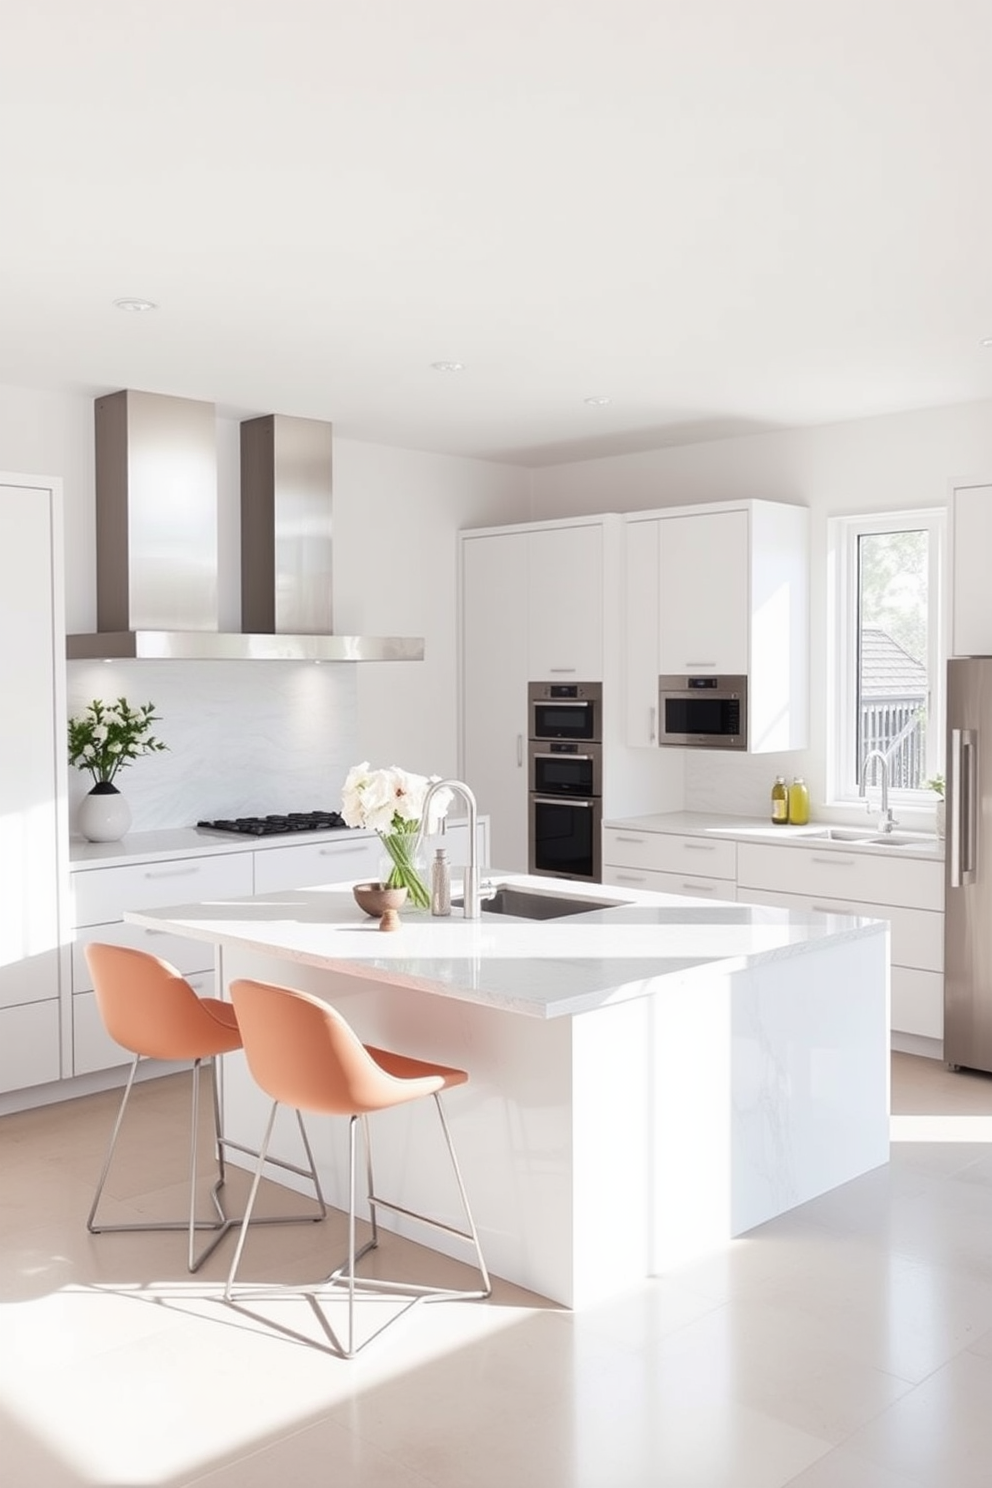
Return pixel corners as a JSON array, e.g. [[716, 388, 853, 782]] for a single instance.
[[353, 882, 408, 917]]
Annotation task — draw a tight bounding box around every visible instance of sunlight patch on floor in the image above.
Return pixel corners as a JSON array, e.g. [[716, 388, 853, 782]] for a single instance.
[[891, 1113, 992, 1142]]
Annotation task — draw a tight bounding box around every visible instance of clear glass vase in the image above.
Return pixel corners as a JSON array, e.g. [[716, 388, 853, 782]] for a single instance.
[[377, 830, 430, 910]]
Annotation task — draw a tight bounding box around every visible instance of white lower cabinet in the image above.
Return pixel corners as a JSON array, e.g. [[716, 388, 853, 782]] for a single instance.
[[254, 835, 381, 894], [69, 852, 254, 1075], [736, 843, 945, 1041], [602, 827, 737, 900]]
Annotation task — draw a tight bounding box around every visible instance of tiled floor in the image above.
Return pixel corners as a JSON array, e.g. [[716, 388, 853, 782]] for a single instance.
[[3, 1053, 992, 1487]]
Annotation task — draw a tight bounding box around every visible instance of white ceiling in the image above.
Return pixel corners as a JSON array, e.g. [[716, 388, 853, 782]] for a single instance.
[[4, 0, 992, 466]]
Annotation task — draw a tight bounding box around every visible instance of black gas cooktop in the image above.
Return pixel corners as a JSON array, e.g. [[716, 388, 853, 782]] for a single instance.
[[196, 810, 349, 837]]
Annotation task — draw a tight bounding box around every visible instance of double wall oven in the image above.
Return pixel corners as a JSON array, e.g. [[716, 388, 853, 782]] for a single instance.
[[528, 682, 602, 882]]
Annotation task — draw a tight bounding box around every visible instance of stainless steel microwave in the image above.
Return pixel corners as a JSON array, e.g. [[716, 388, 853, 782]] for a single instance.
[[658, 674, 748, 749], [529, 681, 602, 742]]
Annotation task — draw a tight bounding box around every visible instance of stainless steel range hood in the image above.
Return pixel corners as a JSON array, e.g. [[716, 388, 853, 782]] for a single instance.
[[67, 389, 424, 662]]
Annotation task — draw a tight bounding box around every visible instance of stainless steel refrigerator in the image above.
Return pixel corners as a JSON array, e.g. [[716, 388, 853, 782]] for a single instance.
[[945, 656, 992, 1072]]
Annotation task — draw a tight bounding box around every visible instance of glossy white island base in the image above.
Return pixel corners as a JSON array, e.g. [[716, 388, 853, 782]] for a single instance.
[[126, 877, 890, 1309]]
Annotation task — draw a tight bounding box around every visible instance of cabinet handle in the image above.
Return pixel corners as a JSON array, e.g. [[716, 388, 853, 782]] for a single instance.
[[682, 842, 716, 852], [810, 855, 856, 866], [681, 881, 718, 892], [811, 902, 857, 914], [533, 752, 594, 762], [685, 661, 717, 669], [649, 706, 656, 743], [328, 844, 368, 855], [614, 873, 647, 883], [614, 835, 645, 844], [549, 667, 577, 674], [143, 866, 199, 879], [516, 734, 523, 767]]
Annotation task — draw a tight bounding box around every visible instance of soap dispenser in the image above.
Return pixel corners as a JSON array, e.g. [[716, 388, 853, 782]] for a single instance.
[[430, 846, 451, 917]]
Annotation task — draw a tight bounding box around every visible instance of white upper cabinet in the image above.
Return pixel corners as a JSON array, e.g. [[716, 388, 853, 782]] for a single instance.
[[658, 510, 749, 675], [950, 484, 992, 657], [624, 520, 662, 748], [527, 523, 604, 680], [461, 528, 530, 872], [624, 500, 809, 753]]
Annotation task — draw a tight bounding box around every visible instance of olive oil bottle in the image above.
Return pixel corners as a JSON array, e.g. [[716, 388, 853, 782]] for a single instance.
[[788, 776, 810, 826]]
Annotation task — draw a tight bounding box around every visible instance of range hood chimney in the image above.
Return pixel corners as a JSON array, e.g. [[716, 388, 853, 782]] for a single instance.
[[67, 389, 424, 662]]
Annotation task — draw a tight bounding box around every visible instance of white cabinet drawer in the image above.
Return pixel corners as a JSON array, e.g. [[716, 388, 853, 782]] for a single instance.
[[71, 852, 254, 928], [603, 864, 736, 900], [603, 828, 736, 880], [0, 947, 61, 1011], [254, 835, 381, 894], [0, 1001, 60, 1093], [738, 886, 943, 973], [891, 968, 943, 1040], [71, 923, 216, 993], [73, 971, 215, 1077], [737, 842, 943, 912]]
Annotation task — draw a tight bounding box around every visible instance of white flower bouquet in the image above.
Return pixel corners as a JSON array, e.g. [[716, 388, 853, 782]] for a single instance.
[[341, 763, 453, 908], [67, 697, 168, 786]]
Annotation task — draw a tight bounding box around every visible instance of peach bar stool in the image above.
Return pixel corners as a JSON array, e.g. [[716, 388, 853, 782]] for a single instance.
[[224, 977, 491, 1358], [85, 943, 327, 1272]]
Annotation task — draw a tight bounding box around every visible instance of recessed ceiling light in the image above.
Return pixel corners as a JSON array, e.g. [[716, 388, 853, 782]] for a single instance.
[[430, 361, 465, 372], [584, 395, 612, 406], [981, 337, 992, 347], [113, 297, 158, 312]]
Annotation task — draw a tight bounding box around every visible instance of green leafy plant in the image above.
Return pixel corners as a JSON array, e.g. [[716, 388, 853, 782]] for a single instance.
[[67, 697, 168, 786], [925, 774, 945, 798]]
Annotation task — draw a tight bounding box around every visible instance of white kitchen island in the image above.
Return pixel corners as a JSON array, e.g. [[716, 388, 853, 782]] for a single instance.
[[124, 875, 889, 1308]]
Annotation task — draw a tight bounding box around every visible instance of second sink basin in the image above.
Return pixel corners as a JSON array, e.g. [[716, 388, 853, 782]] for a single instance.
[[452, 884, 631, 920], [803, 827, 934, 848]]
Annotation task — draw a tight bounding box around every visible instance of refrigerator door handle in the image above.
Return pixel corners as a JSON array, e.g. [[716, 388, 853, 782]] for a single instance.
[[950, 727, 978, 887]]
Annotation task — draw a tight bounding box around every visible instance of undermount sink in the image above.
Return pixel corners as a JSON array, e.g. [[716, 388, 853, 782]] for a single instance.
[[802, 827, 934, 849], [451, 883, 631, 920]]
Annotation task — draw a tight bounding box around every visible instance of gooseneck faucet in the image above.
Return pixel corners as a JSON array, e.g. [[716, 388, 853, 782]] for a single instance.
[[416, 779, 491, 919], [861, 749, 897, 833]]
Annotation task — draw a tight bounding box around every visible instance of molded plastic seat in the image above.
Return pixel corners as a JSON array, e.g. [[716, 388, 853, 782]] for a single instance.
[[85, 944, 326, 1271], [224, 977, 491, 1357]]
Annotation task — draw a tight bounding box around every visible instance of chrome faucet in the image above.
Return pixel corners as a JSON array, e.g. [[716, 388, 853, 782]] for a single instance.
[[861, 750, 897, 833], [416, 779, 492, 919]]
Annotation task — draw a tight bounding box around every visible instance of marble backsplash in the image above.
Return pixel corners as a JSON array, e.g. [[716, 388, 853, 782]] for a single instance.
[[66, 660, 359, 834]]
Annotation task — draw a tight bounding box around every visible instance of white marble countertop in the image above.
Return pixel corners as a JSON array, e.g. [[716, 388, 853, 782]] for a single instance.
[[124, 871, 886, 1021], [602, 810, 945, 862]]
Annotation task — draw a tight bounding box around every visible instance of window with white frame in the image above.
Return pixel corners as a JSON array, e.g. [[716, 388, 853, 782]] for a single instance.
[[829, 509, 945, 805]]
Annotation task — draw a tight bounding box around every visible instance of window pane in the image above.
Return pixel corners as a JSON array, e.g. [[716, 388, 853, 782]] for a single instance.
[[856, 529, 929, 789]]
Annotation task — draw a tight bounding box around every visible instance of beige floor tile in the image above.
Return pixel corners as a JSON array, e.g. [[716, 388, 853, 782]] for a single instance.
[[5, 1051, 992, 1488], [840, 1349, 992, 1488]]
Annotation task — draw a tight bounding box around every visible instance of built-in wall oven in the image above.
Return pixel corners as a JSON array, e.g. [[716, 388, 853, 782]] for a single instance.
[[530, 680, 601, 742], [528, 682, 602, 882]]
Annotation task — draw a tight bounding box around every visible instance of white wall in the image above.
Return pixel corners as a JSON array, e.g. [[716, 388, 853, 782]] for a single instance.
[[531, 400, 992, 821], [1, 383, 531, 833], [332, 437, 532, 778]]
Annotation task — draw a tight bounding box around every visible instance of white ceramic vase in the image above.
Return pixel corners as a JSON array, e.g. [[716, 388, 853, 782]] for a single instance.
[[78, 782, 132, 843]]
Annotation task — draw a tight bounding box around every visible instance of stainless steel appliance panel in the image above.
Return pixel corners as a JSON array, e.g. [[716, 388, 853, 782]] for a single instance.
[[528, 796, 602, 882], [528, 740, 602, 799], [529, 681, 602, 741], [658, 674, 747, 749], [945, 656, 992, 1072]]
